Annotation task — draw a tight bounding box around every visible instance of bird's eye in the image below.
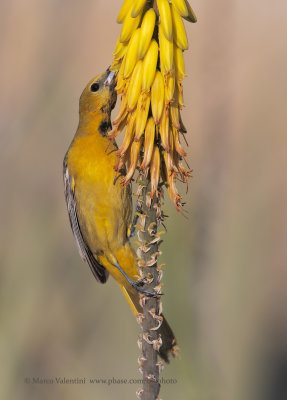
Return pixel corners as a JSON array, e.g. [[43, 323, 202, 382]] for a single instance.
[[90, 82, 100, 92]]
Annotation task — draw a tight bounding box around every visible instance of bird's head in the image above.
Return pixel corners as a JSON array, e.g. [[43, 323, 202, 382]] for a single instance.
[[79, 68, 117, 116]]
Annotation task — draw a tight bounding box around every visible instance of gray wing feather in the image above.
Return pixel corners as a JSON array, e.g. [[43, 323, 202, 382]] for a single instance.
[[63, 159, 109, 284]]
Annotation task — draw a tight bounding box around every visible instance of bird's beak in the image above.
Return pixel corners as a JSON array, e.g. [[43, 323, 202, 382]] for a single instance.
[[104, 67, 116, 87]]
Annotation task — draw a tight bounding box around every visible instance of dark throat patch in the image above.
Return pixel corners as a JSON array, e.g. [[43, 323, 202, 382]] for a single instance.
[[99, 119, 112, 136]]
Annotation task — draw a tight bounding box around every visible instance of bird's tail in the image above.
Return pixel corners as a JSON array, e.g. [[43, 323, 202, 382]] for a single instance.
[[119, 284, 178, 363]]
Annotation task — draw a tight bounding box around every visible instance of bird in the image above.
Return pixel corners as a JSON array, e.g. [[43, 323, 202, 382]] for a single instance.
[[63, 68, 177, 361]]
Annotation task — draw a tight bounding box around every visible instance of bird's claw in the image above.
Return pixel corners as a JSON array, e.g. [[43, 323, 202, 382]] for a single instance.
[[131, 279, 162, 297], [112, 261, 162, 297], [134, 278, 146, 287]]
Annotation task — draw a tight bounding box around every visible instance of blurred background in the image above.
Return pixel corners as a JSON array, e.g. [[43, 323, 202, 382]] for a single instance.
[[1, 0, 286, 399]]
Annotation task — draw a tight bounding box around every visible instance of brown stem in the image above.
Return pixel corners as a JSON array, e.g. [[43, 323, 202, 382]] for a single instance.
[[137, 182, 162, 400]]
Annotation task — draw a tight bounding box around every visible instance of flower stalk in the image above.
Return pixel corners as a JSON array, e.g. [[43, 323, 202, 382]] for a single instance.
[[136, 182, 163, 400]]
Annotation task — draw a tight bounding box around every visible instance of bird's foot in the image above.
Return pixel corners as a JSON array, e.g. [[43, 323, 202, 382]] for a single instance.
[[133, 278, 146, 287], [113, 261, 162, 297], [131, 278, 162, 297]]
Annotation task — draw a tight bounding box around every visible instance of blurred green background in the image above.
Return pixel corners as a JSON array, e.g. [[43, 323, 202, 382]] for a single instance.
[[1, 0, 286, 399]]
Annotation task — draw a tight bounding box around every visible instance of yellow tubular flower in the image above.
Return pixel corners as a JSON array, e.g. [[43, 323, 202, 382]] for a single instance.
[[120, 8, 142, 43], [159, 24, 174, 74], [113, 39, 128, 60], [163, 149, 174, 175], [171, 0, 188, 17], [138, 8, 156, 59], [172, 127, 187, 157], [117, 0, 134, 23], [151, 71, 165, 124], [124, 29, 141, 78], [150, 146, 160, 198], [177, 80, 185, 109], [171, 4, 189, 50], [159, 109, 170, 152], [141, 117, 156, 170], [113, 94, 128, 126], [135, 92, 151, 141], [182, 0, 197, 23], [123, 138, 143, 184], [114, 150, 129, 172], [165, 72, 175, 103], [109, 113, 128, 139], [167, 170, 182, 211], [142, 40, 159, 93], [170, 92, 181, 131], [178, 86, 184, 109], [131, 0, 147, 18], [174, 45, 186, 81], [117, 112, 136, 158], [127, 60, 143, 111], [115, 59, 127, 94], [157, 0, 173, 40]]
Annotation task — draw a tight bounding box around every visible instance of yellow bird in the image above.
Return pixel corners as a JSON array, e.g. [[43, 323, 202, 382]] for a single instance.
[[63, 68, 176, 361]]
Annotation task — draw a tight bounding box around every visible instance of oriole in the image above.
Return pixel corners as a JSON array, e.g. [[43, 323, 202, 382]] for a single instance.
[[63, 69, 176, 361]]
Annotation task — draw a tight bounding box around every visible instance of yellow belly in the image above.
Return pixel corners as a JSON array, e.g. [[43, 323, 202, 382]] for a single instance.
[[67, 134, 137, 284]]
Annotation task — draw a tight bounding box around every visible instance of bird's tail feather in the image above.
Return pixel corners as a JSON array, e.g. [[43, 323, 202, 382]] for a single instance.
[[119, 284, 178, 363]]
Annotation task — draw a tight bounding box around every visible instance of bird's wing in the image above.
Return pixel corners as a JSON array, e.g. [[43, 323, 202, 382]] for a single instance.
[[63, 158, 109, 284]]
